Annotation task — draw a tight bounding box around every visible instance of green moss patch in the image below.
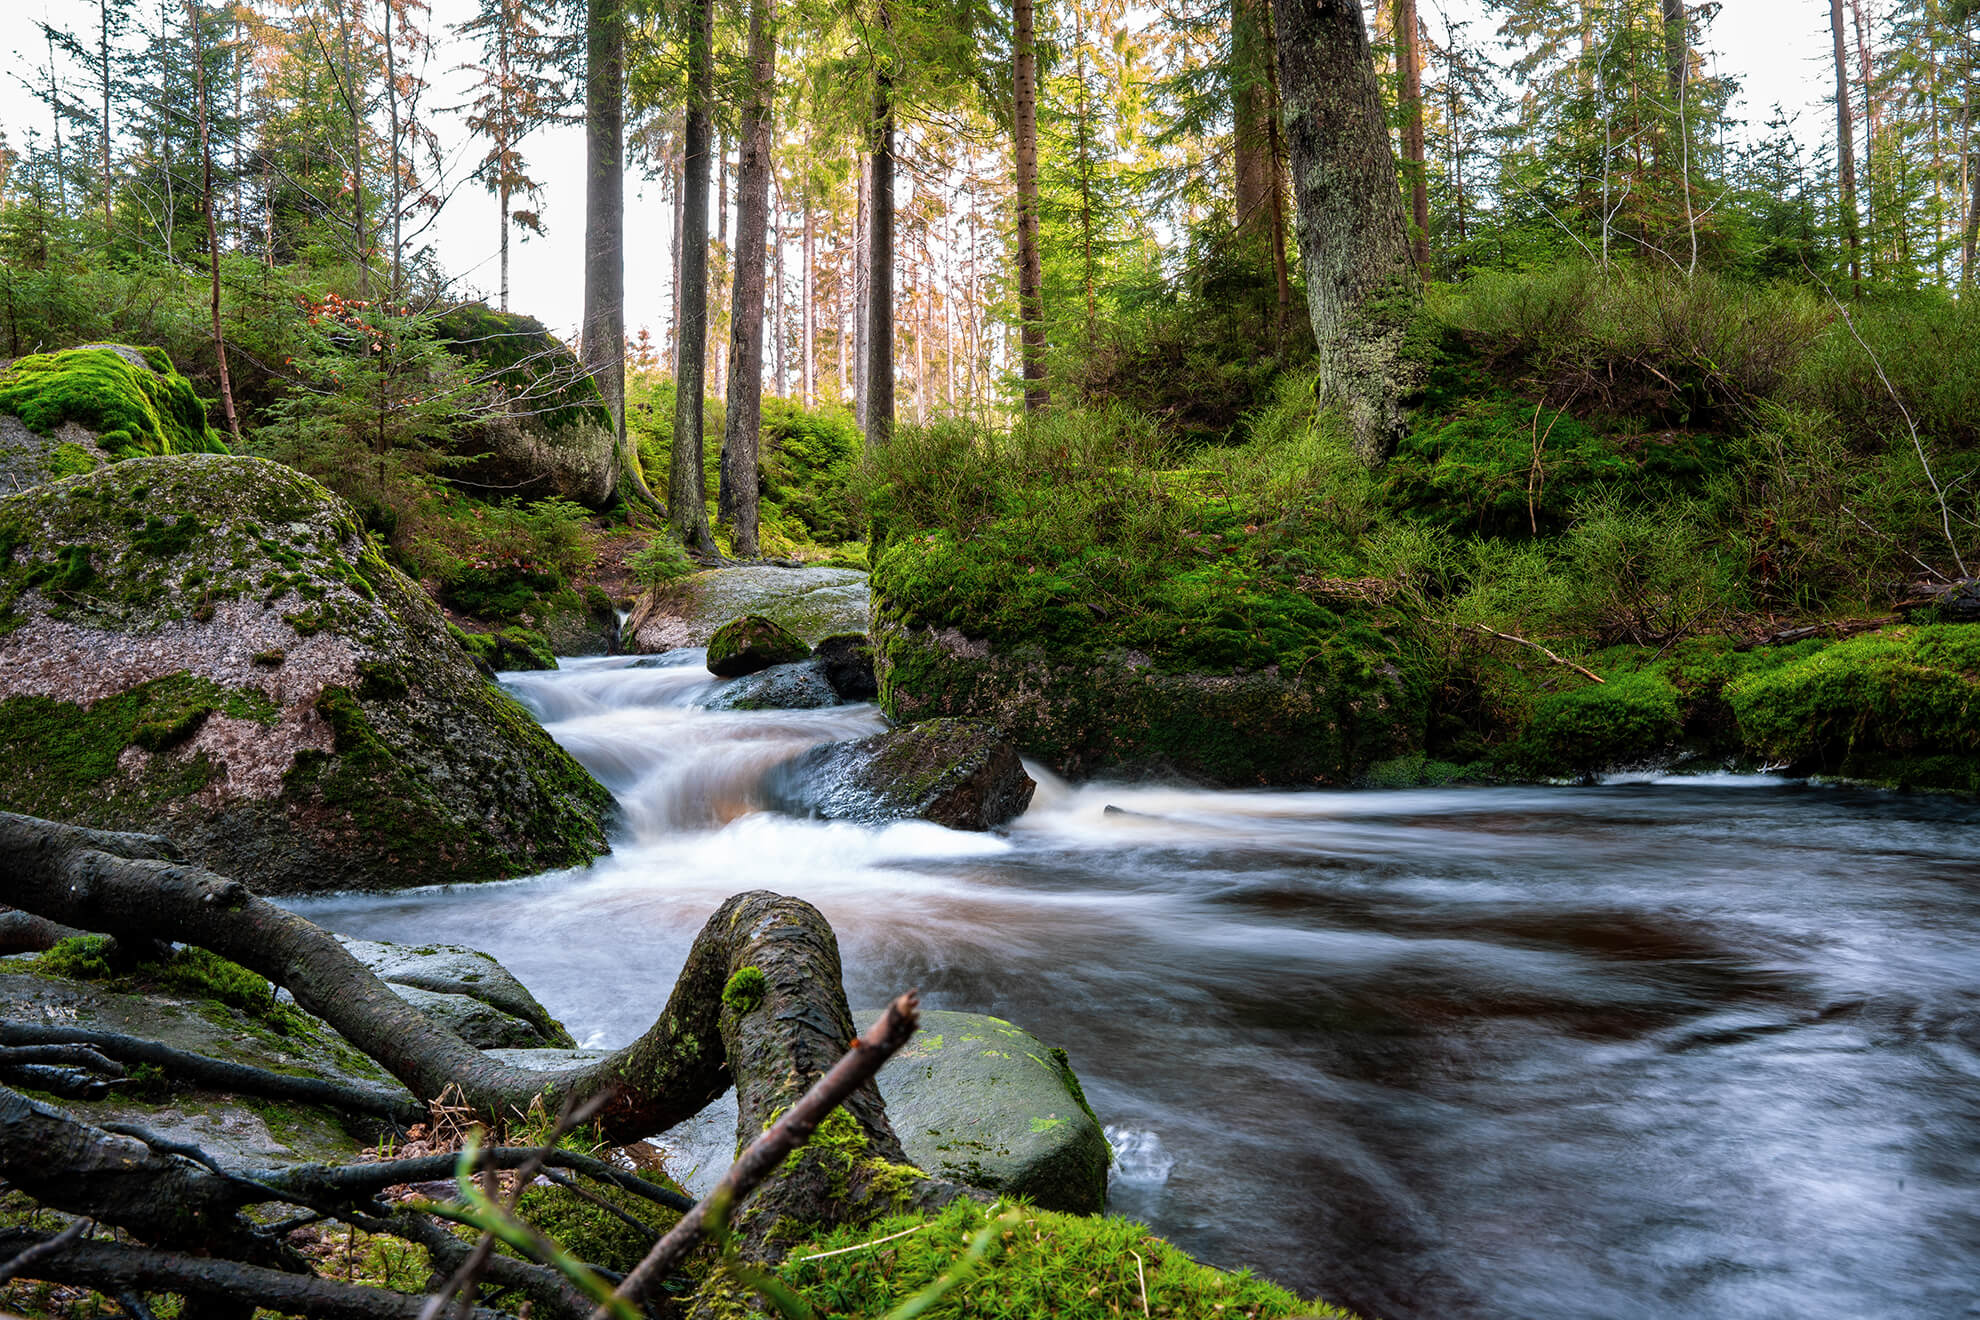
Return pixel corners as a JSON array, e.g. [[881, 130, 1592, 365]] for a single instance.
[[0, 346, 227, 459], [1510, 670, 1684, 778], [779, 1198, 1356, 1319]]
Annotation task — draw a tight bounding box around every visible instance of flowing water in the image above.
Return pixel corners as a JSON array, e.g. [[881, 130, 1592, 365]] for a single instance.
[[294, 652, 1980, 1320]]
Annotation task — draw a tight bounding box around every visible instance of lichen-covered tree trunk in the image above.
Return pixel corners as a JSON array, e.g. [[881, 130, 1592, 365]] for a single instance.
[[719, 0, 777, 558], [672, 0, 719, 554], [1270, 0, 1425, 465]]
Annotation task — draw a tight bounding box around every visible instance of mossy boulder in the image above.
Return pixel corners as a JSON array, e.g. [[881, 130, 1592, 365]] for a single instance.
[[857, 1008, 1109, 1215], [1508, 670, 1685, 779], [0, 345, 228, 491], [625, 565, 868, 652], [431, 304, 617, 509], [706, 614, 811, 677], [449, 623, 558, 674], [872, 616, 1427, 787], [766, 717, 1035, 830], [1725, 625, 1980, 792], [0, 454, 614, 893]]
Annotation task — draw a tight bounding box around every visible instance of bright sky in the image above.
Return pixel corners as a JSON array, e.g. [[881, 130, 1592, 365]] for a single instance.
[[0, 0, 1839, 344]]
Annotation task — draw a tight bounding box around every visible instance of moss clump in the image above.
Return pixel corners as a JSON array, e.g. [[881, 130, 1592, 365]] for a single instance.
[[779, 1198, 1356, 1320], [722, 966, 767, 1014], [1726, 625, 1980, 791], [0, 346, 228, 459], [1510, 669, 1685, 778], [35, 935, 116, 980], [513, 1183, 669, 1276], [449, 622, 558, 673]]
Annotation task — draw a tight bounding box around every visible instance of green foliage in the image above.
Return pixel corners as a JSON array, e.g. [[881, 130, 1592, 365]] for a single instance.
[[36, 935, 115, 980], [414, 496, 598, 621], [0, 346, 227, 458], [778, 1199, 1353, 1319], [627, 537, 696, 589], [758, 399, 863, 548], [1512, 670, 1685, 778]]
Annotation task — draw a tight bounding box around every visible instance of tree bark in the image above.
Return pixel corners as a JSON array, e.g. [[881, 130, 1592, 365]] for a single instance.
[[184, 0, 240, 446], [1270, 0, 1424, 465], [672, 0, 718, 554], [1661, 0, 1687, 99], [1014, 0, 1050, 412], [719, 0, 778, 558], [1233, 0, 1277, 249], [865, 25, 897, 451], [1395, 0, 1431, 274], [802, 190, 815, 406], [1832, 0, 1864, 293], [584, 0, 665, 517]]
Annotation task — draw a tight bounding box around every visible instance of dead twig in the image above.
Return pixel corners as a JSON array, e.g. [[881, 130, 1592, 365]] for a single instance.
[[1439, 618, 1606, 684], [600, 991, 924, 1315], [0, 1218, 92, 1284]]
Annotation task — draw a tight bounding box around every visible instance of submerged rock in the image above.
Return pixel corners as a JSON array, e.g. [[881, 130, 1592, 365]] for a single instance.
[[334, 935, 574, 1049], [701, 659, 841, 711], [859, 1008, 1109, 1214], [813, 631, 879, 700], [707, 614, 811, 677], [765, 717, 1035, 830], [0, 455, 615, 893], [625, 565, 868, 652]]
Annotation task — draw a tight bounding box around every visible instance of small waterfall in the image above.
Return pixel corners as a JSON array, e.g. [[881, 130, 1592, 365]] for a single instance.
[[502, 652, 886, 837]]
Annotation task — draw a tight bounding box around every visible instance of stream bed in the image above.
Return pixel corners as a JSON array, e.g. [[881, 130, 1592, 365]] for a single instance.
[[293, 652, 1980, 1319]]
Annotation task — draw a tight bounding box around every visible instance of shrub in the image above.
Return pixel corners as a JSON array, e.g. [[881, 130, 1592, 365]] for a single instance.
[[627, 537, 695, 588]]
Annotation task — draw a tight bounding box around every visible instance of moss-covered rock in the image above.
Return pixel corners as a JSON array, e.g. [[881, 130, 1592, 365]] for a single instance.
[[0, 345, 228, 491], [701, 659, 841, 711], [873, 615, 1428, 787], [706, 614, 811, 677], [1725, 624, 1980, 792], [765, 717, 1035, 830], [449, 622, 559, 673], [1508, 670, 1685, 778], [0, 454, 614, 893], [860, 1009, 1109, 1215], [431, 303, 618, 509]]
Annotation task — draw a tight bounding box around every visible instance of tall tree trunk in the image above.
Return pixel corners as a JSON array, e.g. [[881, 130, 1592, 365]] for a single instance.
[[499, 170, 511, 311], [1832, 0, 1864, 293], [802, 192, 815, 407], [385, 0, 401, 296], [773, 175, 787, 397], [1233, 0, 1275, 245], [184, 0, 239, 446], [671, 0, 718, 553], [339, 6, 367, 296], [1852, 0, 1876, 269], [720, 0, 777, 558], [1263, 4, 1294, 337], [584, 0, 664, 517], [1661, 0, 1687, 100], [865, 27, 896, 450], [854, 167, 870, 428], [669, 143, 685, 369], [100, 0, 114, 233], [1271, 0, 1422, 466], [1395, 0, 1430, 274], [1014, 0, 1050, 411], [1964, 129, 1979, 284]]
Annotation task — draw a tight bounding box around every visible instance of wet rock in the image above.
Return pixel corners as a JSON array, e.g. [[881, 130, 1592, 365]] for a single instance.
[[765, 717, 1035, 830], [813, 632, 878, 701], [625, 565, 868, 652], [707, 615, 811, 678], [0, 455, 615, 894], [335, 935, 574, 1048], [855, 1008, 1109, 1214], [701, 660, 841, 711]]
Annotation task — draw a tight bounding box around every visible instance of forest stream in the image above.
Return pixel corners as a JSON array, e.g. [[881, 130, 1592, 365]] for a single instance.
[[293, 651, 1980, 1320]]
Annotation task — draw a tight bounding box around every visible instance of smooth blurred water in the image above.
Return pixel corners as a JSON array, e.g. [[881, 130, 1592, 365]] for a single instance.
[[294, 653, 1980, 1319]]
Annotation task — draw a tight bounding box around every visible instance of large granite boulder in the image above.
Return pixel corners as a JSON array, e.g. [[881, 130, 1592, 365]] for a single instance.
[[334, 935, 575, 1049], [860, 1009, 1109, 1214], [707, 614, 811, 677], [0, 454, 615, 893], [625, 565, 867, 652], [765, 718, 1035, 830]]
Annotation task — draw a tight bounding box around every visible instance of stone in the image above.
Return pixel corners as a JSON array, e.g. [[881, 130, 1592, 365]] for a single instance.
[[858, 1008, 1109, 1215], [701, 659, 841, 711], [765, 717, 1035, 830], [0, 454, 615, 893], [0, 345, 228, 493], [625, 565, 868, 653], [813, 632, 878, 701], [335, 935, 574, 1048], [706, 615, 811, 678]]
